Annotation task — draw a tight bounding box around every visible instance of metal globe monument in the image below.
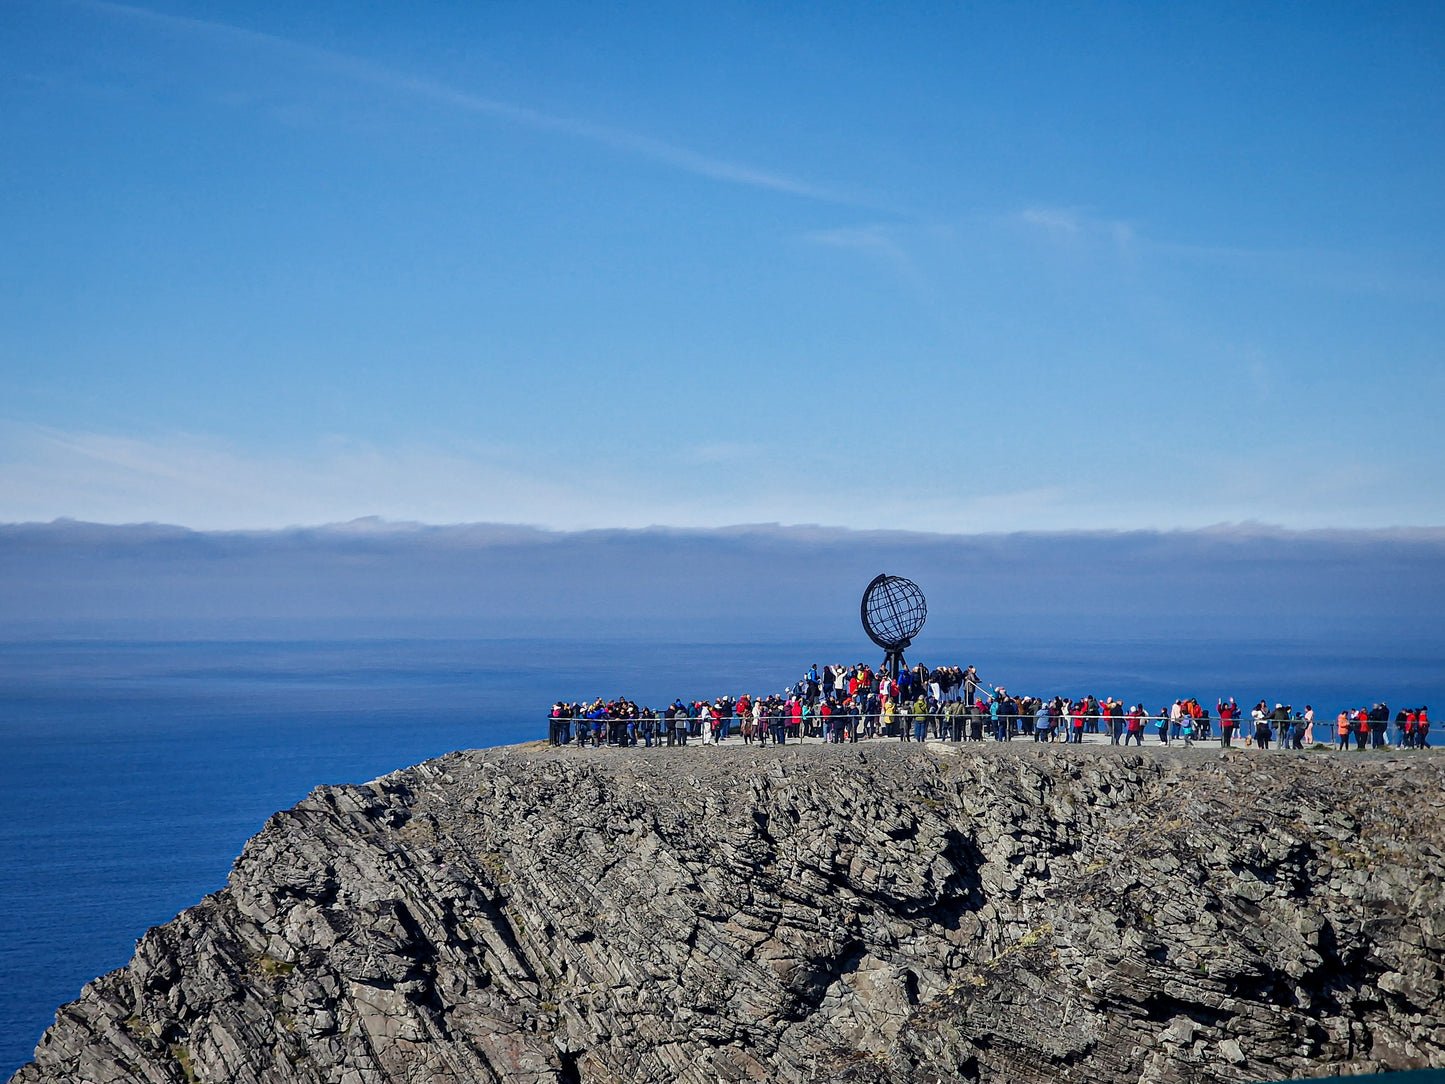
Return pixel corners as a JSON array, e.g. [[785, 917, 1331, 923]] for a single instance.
[[860, 573, 927, 681]]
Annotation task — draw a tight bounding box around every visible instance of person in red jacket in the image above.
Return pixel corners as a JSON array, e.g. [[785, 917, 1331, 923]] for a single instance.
[[1217, 698, 1238, 747], [1125, 704, 1145, 746]]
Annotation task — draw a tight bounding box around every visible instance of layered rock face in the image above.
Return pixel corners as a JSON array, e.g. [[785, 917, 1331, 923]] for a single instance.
[[11, 743, 1445, 1084]]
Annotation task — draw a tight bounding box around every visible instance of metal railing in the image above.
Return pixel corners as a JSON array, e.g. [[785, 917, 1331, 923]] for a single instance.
[[545, 714, 1429, 749]]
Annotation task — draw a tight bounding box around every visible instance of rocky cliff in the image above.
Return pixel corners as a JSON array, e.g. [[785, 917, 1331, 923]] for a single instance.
[[10, 742, 1445, 1084]]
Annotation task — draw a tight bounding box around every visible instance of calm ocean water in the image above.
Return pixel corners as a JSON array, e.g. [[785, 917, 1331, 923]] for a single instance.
[[2, 633, 1440, 1075]]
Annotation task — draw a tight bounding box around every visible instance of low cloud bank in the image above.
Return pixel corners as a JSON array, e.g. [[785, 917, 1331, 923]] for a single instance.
[[1, 519, 1440, 643]]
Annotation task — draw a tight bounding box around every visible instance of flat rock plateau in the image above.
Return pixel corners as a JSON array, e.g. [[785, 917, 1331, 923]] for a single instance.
[[10, 742, 1445, 1084]]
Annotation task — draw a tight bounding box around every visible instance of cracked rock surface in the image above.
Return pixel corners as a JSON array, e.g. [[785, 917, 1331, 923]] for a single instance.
[[10, 742, 1445, 1084]]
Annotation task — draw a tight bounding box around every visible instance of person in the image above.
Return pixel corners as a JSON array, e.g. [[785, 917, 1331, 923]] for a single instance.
[[1271, 704, 1290, 746], [1217, 699, 1235, 747], [1001, 693, 1017, 741], [912, 696, 929, 743], [1035, 701, 1053, 743], [1370, 703, 1389, 749], [1254, 713, 1272, 750], [1125, 704, 1144, 746], [1419, 707, 1431, 748], [1302, 705, 1315, 746], [1336, 711, 1350, 751]]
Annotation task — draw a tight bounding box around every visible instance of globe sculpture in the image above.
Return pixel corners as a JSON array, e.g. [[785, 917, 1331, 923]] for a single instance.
[[860, 573, 927, 681]]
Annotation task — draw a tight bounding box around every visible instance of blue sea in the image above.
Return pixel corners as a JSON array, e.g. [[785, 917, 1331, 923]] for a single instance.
[[2, 633, 1440, 1076]]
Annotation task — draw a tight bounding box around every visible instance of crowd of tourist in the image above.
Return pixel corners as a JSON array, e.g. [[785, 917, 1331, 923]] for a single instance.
[[546, 661, 1431, 752]]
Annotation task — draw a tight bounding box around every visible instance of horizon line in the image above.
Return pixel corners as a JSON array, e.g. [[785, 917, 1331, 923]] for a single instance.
[[6, 515, 1445, 542]]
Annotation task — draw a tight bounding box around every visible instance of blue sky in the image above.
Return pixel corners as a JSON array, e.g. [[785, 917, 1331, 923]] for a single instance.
[[2, 1, 1442, 530]]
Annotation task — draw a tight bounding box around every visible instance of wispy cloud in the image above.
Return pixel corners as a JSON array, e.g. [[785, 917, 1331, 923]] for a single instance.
[[1020, 207, 1082, 234], [1018, 206, 1137, 249], [71, 0, 853, 204], [685, 442, 763, 466], [5, 420, 1441, 535], [0, 421, 629, 530], [806, 224, 913, 268], [1154, 239, 1445, 303], [802, 223, 940, 307], [1017, 204, 1442, 302]]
